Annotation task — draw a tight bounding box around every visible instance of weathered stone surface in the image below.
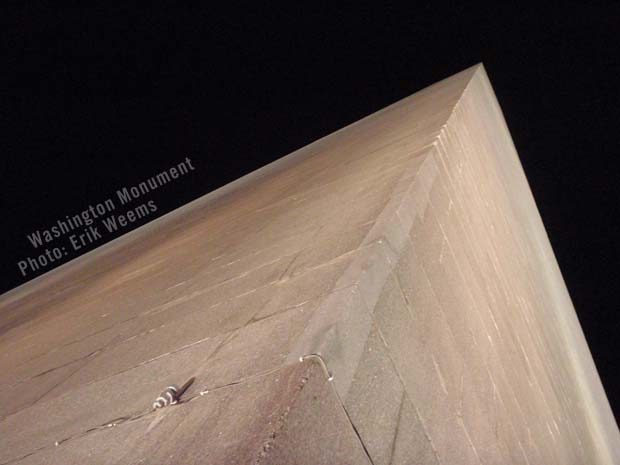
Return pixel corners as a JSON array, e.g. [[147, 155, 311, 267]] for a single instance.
[[16, 360, 371, 465], [1, 64, 618, 464], [343, 325, 406, 465]]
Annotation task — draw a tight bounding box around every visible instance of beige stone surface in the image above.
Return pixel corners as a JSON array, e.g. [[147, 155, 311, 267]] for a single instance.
[[1, 64, 618, 464]]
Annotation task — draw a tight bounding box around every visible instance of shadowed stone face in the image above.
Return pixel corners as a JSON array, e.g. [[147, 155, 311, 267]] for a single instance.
[[0, 64, 618, 464]]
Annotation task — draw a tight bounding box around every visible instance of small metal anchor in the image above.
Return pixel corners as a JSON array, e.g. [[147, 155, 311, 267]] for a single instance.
[[153, 377, 195, 410]]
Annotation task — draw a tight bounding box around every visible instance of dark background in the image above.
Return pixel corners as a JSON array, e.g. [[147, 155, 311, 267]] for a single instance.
[[2, 5, 619, 421]]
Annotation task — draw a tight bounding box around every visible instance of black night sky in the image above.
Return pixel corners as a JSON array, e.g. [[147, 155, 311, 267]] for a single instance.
[[2, 5, 619, 421]]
